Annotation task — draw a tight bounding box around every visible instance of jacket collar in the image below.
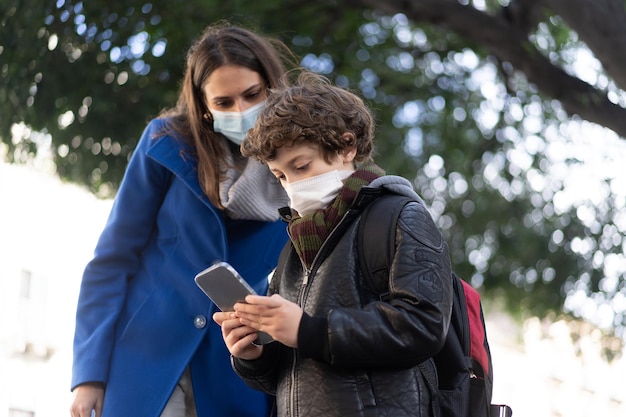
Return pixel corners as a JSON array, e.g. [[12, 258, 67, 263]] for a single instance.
[[145, 129, 211, 204]]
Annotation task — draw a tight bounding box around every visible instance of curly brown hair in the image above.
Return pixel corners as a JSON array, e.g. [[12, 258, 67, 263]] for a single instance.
[[242, 72, 374, 164]]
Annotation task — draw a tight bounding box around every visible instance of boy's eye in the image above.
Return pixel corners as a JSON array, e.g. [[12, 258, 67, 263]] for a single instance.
[[295, 163, 310, 172]]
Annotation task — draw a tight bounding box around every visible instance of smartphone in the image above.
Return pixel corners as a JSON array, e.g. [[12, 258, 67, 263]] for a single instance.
[[194, 261, 273, 345]]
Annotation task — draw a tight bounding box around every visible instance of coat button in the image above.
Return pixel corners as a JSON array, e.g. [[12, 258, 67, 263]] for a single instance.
[[194, 315, 207, 329]]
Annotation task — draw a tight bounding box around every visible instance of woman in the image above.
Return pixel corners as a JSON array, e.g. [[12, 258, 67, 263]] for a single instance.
[[70, 23, 296, 417]]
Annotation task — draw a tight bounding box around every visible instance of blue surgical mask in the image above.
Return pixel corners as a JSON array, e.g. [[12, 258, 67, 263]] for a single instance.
[[211, 101, 265, 145]]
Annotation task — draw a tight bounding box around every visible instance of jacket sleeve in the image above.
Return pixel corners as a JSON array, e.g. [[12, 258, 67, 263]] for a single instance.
[[310, 201, 454, 368], [231, 342, 284, 395], [71, 120, 173, 389]]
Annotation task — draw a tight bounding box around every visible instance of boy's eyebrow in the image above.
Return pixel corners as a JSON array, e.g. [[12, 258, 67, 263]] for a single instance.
[[269, 154, 307, 174], [285, 154, 308, 166]]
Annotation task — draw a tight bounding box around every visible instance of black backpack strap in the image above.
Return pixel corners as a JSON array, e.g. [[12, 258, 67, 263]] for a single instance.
[[419, 359, 442, 417], [490, 404, 513, 417], [358, 193, 441, 416], [357, 193, 413, 300]]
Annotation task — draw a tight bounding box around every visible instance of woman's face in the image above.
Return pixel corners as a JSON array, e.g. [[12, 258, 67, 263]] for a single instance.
[[203, 64, 266, 113]]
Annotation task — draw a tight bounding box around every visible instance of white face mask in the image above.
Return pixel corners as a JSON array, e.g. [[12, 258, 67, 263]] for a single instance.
[[285, 169, 354, 217], [211, 101, 265, 145]]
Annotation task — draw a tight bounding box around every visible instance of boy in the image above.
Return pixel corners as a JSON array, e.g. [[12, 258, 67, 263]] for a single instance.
[[213, 72, 453, 417]]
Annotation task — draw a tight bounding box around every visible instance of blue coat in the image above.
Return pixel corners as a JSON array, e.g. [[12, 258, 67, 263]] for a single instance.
[[71, 118, 288, 416]]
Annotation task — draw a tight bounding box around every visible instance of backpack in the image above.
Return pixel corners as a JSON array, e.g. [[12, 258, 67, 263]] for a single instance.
[[357, 192, 512, 417]]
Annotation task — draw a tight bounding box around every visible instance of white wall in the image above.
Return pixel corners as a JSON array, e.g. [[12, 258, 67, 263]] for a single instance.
[[488, 313, 626, 417], [0, 161, 112, 417]]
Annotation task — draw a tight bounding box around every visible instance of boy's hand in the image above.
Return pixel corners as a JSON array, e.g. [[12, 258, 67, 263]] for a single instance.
[[234, 294, 303, 348], [213, 311, 263, 360]]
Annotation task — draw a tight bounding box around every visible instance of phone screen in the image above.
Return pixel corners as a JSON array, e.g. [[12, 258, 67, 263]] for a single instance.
[[195, 262, 256, 311], [194, 261, 273, 345]]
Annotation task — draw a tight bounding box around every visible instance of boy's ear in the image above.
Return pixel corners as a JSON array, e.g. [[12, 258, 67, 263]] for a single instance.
[[340, 132, 357, 163], [340, 132, 356, 146]]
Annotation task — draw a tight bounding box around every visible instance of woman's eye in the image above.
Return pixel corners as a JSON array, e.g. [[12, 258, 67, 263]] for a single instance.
[[249, 88, 265, 99], [295, 163, 309, 172]]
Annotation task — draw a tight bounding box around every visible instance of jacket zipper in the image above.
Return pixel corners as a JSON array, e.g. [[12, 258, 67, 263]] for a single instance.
[[297, 208, 359, 291], [287, 209, 360, 416], [285, 227, 304, 417]]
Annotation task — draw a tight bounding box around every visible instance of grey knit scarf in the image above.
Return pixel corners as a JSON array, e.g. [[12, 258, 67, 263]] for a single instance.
[[219, 156, 289, 221]]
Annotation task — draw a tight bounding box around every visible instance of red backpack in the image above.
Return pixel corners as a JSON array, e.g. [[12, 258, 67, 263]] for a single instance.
[[357, 192, 512, 417]]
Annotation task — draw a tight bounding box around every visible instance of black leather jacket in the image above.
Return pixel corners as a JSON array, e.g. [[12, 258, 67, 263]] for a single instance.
[[233, 183, 453, 417]]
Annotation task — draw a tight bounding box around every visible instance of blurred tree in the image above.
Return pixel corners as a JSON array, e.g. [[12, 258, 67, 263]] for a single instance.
[[1, 0, 625, 357]]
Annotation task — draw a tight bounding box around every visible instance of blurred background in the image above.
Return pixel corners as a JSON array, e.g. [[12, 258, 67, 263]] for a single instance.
[[2, 1, 626, 416]]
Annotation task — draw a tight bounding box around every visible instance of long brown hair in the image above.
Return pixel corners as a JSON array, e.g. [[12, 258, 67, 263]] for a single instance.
[[160, 23, 296, 207]]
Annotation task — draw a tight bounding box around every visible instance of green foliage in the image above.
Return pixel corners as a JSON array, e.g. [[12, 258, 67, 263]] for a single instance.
[[2, 0, 624, 354]]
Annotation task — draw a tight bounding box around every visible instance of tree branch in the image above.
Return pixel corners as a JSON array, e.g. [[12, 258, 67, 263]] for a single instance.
[[345, 0, 626, 139], [544, 0, 626, 92]]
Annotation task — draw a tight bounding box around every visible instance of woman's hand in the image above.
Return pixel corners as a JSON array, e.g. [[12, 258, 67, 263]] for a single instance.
[[234, 294, 303, 348], [213, 311, 264, 360], [70, 382, 104, 417]]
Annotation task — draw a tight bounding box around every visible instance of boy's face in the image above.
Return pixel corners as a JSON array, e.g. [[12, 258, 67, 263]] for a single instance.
[[267, 143, 356, 186]]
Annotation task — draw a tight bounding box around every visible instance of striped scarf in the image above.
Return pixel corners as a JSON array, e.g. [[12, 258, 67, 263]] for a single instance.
[[288, 162, 385, 269]]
